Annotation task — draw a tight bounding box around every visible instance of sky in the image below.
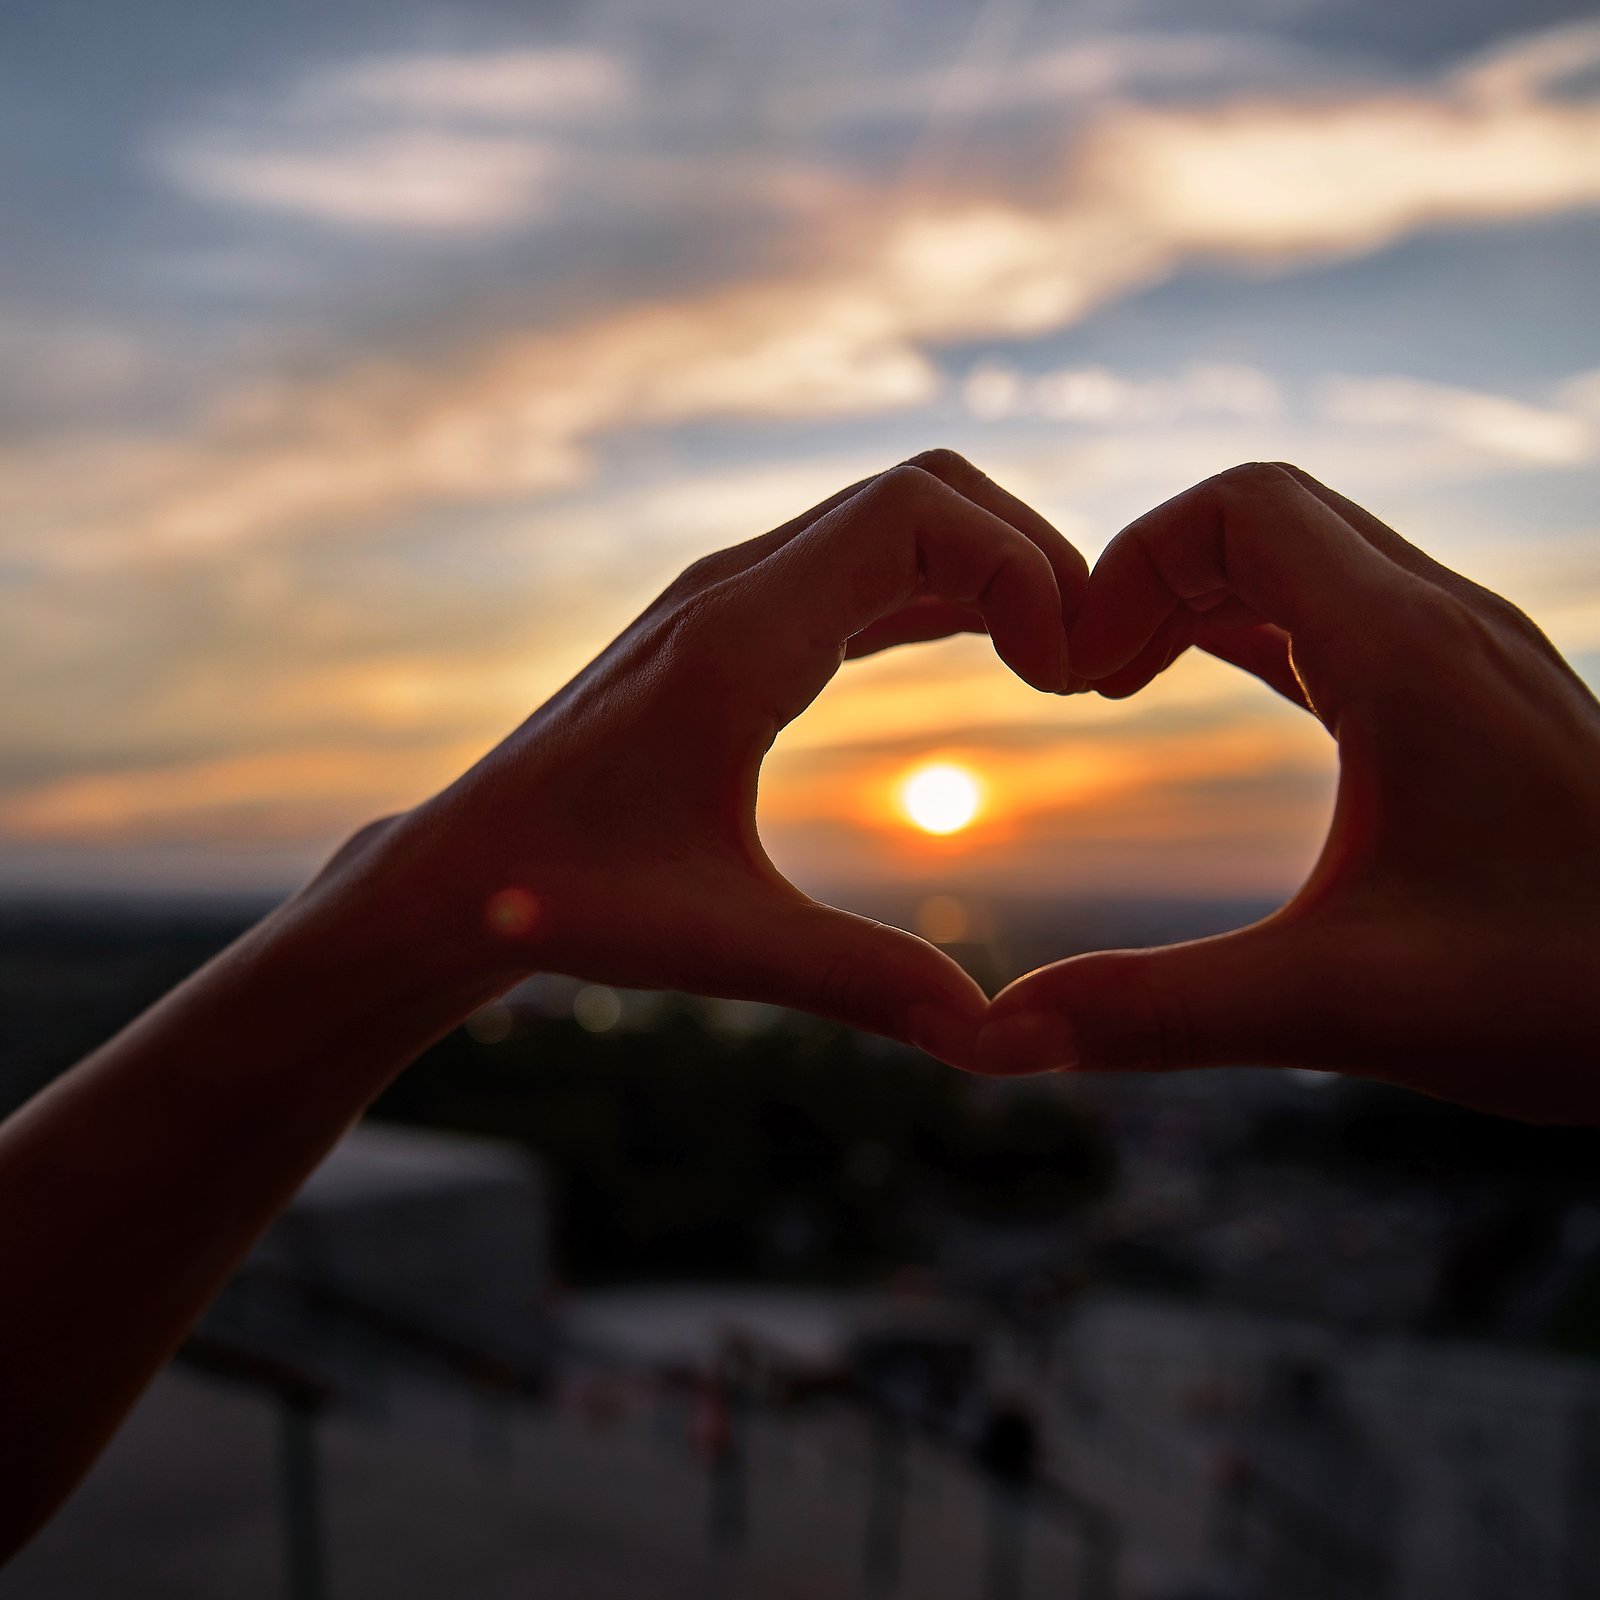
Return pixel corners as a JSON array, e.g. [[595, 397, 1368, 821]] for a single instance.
[[1, 0, 1598, 911]]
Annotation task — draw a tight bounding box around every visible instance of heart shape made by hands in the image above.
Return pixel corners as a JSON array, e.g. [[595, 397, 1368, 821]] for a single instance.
[[417, 452, 1598, 1123]]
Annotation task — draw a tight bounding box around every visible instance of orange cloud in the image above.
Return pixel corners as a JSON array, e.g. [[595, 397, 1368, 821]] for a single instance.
[[756, 645, 1336, 899], [0, 745, 477, 845]]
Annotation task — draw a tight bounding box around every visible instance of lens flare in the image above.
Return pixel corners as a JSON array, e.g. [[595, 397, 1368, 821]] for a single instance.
[[485, 886, 540, 937], [899, 762, 982, 835]]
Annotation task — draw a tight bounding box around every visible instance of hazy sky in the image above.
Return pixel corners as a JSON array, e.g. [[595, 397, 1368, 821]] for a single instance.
[[2, 0, 1598, 909]]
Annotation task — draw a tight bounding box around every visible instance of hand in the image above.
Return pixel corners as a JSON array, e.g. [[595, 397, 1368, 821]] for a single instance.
[[342, 451, 1087, 1068], [978, 463, 1600, 1123], [0, 454, 1088, 1552]]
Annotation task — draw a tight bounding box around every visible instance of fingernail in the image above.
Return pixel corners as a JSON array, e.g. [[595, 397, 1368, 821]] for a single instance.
[[907, 1004, 981, 1068], [976, 1011, 1081, 1075], [1057, 638, 1074, 694]]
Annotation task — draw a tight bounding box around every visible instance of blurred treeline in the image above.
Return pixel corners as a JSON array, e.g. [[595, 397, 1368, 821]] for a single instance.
[[11, 900, 1600, 1335], [372, 999, 1114, 1284]]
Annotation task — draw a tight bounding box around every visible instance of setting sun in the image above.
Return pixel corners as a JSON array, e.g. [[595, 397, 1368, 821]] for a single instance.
[[899, 762, 983, 835]]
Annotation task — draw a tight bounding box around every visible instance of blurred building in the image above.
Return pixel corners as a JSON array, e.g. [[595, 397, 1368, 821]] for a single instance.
[[205, 1121, 554, 1391]]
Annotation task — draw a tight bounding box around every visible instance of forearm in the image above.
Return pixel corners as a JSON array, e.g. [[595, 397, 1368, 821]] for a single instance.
[[0, 818, 500, 1556], [0, 455, 1064, 1552]]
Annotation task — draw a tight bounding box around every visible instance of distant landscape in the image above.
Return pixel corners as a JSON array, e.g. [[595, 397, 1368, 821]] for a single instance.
[[8, 891, 1600, 1356]]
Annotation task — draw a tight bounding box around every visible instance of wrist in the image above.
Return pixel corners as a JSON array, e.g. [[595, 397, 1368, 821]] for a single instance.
[[280, 801, 552, 1038]]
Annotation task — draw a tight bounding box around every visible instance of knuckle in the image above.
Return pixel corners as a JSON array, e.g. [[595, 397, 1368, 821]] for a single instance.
[[1415, 585, 1484, 647], [1377, 573, 1547, 675], [316, 813, 404, 882], [1356, 582, 1488, 691], [1086, 953, 1194, 1072], [903, 446, 977, 485], [1118, 510, 1160, 552], [657, 585, 730, 657], [872, 461, 937, 502], [1209, 460, 1297, 499], [1472, 584, 1545, 647], [665, 551, 733, 600]]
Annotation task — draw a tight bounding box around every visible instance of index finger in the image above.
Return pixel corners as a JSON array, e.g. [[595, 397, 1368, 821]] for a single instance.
[[750, 463, 1070, 701], [897, 449, 1089, 625], [1071, 463, 1430, 720], [688, 450, 1088, 624]]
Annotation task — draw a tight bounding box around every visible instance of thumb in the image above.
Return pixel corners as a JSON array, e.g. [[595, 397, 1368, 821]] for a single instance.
[[976, 918, 1323, 1077], [719, 889, 990, 1069]]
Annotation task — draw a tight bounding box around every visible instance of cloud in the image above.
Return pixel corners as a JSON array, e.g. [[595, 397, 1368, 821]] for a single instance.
[[760, 667, 1337, 901], [34, 26, 1589, 567], [1455, 20, 1600, 106], [165, 129, 560, 231], [1080, 87, 1600, 264], [0, 315, 153, 408], [87, 25, 1595, 548], [1318, 374, 1596, 465], [311, 47, 631, 122], [156, 44, 633, 232], [964, 360, 1284, 425], [5, 22, 1599, 880], [961, 357, 1600, 469], [0, 285, 946, 563], [0, 744, 475, 845], [0, 632, 1332, 901], [788, 30, 1325, 129], [1558, 367, 1600, 420]]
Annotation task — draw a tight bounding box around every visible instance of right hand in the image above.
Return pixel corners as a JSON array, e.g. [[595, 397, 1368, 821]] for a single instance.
[[979, 463, 1600, 1123]]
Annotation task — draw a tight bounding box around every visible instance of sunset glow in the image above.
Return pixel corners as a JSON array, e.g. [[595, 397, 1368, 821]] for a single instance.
[[0, 5, 1593, 901], [899, 763, 983, 836]]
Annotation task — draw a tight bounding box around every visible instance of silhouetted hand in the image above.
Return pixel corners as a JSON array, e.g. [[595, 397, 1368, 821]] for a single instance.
[[0, 451, 1089, 1557], [979, 463, 1600, 1123], [348, 451, 1086, 1067]]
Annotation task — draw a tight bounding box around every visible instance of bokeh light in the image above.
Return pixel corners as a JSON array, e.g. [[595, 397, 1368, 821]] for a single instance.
[[916, 893, 973, 944], [573, 984, 623, 1034], [486, 888, 541, 938], [465, 1001, 514, 1044]]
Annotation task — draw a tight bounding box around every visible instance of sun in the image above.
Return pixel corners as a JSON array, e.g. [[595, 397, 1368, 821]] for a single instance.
[[899, 762, 983, 835]]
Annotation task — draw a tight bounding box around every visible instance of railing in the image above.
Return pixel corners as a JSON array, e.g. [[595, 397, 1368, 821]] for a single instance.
[[185, 1276, 1448, 1600], [295, 1277, 1125, 1600], [681, 1392, 1124, 1600], [666, 1321, 1126, 1600]]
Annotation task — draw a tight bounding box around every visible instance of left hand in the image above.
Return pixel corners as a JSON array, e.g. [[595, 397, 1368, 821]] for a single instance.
[[0, 450, 1085, 1553], [322, 451, 1087, 1068]]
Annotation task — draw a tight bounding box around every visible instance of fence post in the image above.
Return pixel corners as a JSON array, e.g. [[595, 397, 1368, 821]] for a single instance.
[[982, 1483, 1028, 1600], [863, 1413, 907, 1592], [279, 1395, 329, 1600], [1079, 1508, 1118, 1600], [1564, 1402, 1600, 1600]]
